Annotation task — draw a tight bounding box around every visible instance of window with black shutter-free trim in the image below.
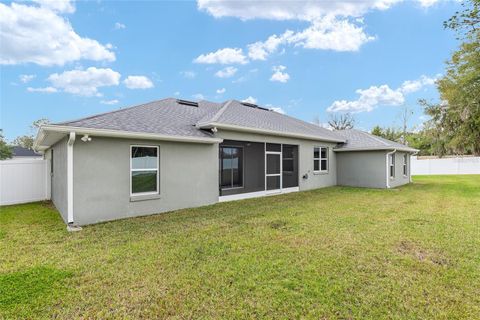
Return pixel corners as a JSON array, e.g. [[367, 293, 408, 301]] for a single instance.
[[314, 147, 328, 173]]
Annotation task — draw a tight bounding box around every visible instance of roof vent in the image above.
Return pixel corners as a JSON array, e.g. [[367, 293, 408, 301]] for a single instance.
[[177, 99, 199, 107], [241, 102, 269, 111]]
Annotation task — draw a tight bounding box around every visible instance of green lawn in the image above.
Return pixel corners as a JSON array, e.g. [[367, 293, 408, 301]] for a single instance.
[[1, 175, 479, 319]]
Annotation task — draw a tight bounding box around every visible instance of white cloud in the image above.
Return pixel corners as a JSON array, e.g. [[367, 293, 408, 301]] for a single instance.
[[417, 0, 440, 7], [123, 76, 154, 89], [248, 32, 291, 60], [327, 75, 437, 113], [47, 67, 121, 96], [101, 99, 119, 105], [198, 0, 438, 63], [27, 86, 57, 93], [328, 85, 404, 113], [216, 88, 226, 94], [399, 75, 437, 94], [192, 93, 205, 100], [242, 96, 257, 104], [197, 0, 401, 21], [270, 65, 290, 83], [114, 22, 126, 30], [32, 0, 75, 14], [180, 70, 196, 79], [214, 66, 238, 78], [247, 16, 374, 62], [174, 91, 180, 96], [270, 107, 286, 114], [0, 2, 115, 66], [194, 48, 248, 65], [19, 74, 36, 83], [287, 16, 375, 51], [201, 16, 374, 65]]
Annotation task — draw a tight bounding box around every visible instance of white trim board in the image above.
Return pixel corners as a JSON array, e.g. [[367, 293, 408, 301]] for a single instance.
[[219, 187, 299, 202]]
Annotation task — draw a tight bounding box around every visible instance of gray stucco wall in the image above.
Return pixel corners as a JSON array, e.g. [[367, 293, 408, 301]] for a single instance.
[[49, 137, 68, 222], [214, 130, 338, 191], [336, 151, 387, 188], [336, 150, 412, 189], [72, 137, 219, 225], [389, 151, 411, 188]]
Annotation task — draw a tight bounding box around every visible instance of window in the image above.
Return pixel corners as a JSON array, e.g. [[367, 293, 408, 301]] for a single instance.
[[282, 145, 294, 173], [314, 147, 328, 172], [389, 153, 395, 178], [131, 146, 159, 195], [220, 146, 243, 189], [403, 154, 408, 176]]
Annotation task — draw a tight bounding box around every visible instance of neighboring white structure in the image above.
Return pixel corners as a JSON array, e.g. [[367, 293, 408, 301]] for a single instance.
[[0, 159, 51, 205], [411, 156, 480, 175]]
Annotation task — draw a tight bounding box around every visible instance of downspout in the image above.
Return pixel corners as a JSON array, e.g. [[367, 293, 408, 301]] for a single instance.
[[385, 149, 397, 189], [67, 132, 76, 224]]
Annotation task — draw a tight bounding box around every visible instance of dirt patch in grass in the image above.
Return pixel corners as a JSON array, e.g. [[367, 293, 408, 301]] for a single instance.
[[269, 219, 289, 230], [396, 240, 449, 266]]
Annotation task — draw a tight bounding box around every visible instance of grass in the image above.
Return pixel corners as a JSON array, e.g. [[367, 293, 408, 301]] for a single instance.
[[1, 175, 479, 319]]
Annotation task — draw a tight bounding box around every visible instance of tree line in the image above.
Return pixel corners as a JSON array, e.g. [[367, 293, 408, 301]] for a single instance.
[[329, 0, 479, 157]]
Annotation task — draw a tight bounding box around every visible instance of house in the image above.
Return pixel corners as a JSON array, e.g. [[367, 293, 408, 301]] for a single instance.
[[11, 146, 42, 159], [33, 98, 417, 226]]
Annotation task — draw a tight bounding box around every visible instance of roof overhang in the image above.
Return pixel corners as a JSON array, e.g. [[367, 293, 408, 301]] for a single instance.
[[333, 146, 419, 153], [197, 122, 346, 143], [33, 125, 223, 151]]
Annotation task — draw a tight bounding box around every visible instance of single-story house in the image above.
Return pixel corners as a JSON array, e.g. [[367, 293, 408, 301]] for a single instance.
[[33, 98, 417, 226], [11, 146, 42, 159]]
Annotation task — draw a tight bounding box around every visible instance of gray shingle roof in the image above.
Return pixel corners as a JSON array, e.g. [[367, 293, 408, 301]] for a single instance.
[[333, 129, 418, 152], [12, 146, 41, 157], [52, 98, 415, 151], [197, 100, 344, 142], [56, 98, 222, 139]]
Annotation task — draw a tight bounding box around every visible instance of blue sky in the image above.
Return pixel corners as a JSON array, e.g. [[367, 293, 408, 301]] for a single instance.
[[0, 0, 461, 140]]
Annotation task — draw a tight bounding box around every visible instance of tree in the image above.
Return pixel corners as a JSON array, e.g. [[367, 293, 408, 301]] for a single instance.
[[423, 0, 480, 156], [371, 125, 383, 137], [0, 130, 13, 160], [12, 118, 50, 150], [328, 113, 355, 130], [370, 126, 402, 142]]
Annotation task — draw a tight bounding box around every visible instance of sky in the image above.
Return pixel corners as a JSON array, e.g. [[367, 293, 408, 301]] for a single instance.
[[0, 0, 462, 140]]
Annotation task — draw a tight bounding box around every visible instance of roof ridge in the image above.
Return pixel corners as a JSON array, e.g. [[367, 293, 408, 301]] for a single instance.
[[196, 100, 233, 126], [55, 98, 174, 126], [211, 100, 233, 123]]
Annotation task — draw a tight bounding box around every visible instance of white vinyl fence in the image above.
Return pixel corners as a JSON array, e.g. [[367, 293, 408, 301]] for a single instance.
[[411, 156, 480, 175], [0, 159, 51, 206]]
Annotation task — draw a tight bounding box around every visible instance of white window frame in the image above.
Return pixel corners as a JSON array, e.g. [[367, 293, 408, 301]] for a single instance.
[[403, 154, 408, 176], [130, 145, 159, 196], [314, 146, 328, 173], [389, 153, 395, 178]]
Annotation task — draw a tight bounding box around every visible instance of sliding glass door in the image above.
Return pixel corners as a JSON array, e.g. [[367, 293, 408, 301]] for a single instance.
[[220, 146, 243, 190]]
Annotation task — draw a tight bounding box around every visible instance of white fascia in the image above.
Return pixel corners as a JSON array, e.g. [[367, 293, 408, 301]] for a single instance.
[[34, 125, 223, 151]]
